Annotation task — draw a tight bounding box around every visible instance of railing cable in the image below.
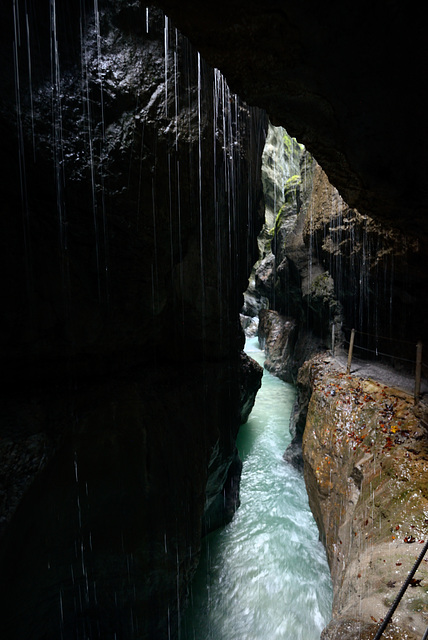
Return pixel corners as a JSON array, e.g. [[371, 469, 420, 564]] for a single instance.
[[343, 339, 417, 365], [342, 326, 416, 346], [373, 538, 428, 639]]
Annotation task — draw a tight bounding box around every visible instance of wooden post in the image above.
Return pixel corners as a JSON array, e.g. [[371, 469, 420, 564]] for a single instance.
[[331, 325, 335, 356], [415, 341, 423, 405], [346, 328, 355, 374]]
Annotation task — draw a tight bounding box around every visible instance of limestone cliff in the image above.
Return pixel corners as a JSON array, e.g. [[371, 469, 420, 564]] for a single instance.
[[248, 144, 342, 381], [300, 353, 428, 639]]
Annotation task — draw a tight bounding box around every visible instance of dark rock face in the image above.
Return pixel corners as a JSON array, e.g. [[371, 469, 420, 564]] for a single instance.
[[0, 362, 246, 639], [303, 163, 424, 366], [0, 2, 265, 638], [258, 309, 296, 382], [203, 351, 263, 533], [1, 1, 266, 378]]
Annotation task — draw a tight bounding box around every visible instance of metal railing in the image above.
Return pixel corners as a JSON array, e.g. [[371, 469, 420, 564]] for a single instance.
[[373, 538, 428, 639], [341, 327, 424, 404]]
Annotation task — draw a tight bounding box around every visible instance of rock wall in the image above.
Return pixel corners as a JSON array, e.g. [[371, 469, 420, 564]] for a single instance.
[[248, 147, 343, 381], [303, 163, 422, 366], [248, 138, 425, 383], [258, 309, 296, 382], [300, 354, 428, 640], [0, 2, 265, 638], [1, 1, 267, 377]]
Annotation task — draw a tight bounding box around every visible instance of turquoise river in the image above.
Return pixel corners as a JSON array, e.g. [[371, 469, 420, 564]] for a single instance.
[[182, 336, 333, 639]]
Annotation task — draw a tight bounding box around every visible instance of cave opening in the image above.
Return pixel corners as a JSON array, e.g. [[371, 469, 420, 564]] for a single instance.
[[1, 2, 428, 639]]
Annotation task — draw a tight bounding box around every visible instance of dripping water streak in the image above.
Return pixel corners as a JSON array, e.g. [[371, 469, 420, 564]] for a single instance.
[[174, 29, 179, 150], [80, 12, 102, 300], [25, 8, 36, 157], [164, 15, 169, 117], [13, 0, 34, 328], [197, 52, 205, 334], [94, 0, 109, 305]]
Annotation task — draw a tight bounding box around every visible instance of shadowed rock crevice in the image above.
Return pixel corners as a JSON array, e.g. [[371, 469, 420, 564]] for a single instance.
[[0, 3, 265, 637]]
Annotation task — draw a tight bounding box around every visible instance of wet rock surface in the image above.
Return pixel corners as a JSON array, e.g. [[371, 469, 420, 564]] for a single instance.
[[258, 309, 296, 382], [321, 618, 418, 640], [0, 1, 267, 378], [302, 163, 424, 366], [0, 357, 262, 639], [0, 2, 265, 637], [300, 353, 428, 639]]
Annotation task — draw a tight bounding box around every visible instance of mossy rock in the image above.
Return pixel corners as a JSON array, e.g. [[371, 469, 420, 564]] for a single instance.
[[282, 174, 301, 206], [282, 132, 305, 161]]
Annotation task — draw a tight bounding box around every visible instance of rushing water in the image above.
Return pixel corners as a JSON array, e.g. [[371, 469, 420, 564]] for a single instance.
[[182, 337, 332, 640]]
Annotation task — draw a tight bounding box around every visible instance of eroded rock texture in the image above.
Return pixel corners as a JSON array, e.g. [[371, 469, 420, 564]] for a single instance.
[[0, 2, 265, 637], [301, 354, 428, 640], [258, 309, 296, 382], [248, 142, 424, 380], [302, 163, 422, 365]]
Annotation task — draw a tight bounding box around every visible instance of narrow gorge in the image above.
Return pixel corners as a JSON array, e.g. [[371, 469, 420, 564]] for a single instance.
[[1, 1, 427, 639], [241, 124, 428, 638]]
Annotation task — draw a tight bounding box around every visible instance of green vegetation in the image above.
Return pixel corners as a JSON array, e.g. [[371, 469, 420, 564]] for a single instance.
[[271, 204, 286, 236], [282, 132, 305, 159], [284, 174, 301, 205]]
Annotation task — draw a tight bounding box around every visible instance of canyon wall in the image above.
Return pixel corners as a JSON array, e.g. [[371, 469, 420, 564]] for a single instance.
[[300, 354, 428, 640], [251, 141, 423, 383], [0, 2, 265, 637]]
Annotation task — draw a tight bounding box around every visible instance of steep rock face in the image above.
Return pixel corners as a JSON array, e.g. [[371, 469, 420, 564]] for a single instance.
[[0, 1, 267, 377], [303, 164, 423, 366], [254, 139, 425, 380], [242, 125, 303, 323], [0, 3, 265, 638], [258, 309, 296, 382], [249, 146, 343, 380], [300, 354, 428, 640], [261, 123, 304, 232]]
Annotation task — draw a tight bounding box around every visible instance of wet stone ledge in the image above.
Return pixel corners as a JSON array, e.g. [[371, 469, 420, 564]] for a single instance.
[[299, 353, 428, 639]]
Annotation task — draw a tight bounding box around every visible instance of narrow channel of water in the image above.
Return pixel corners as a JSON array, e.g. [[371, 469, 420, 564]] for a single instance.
[[182, 337, 332, 639]]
